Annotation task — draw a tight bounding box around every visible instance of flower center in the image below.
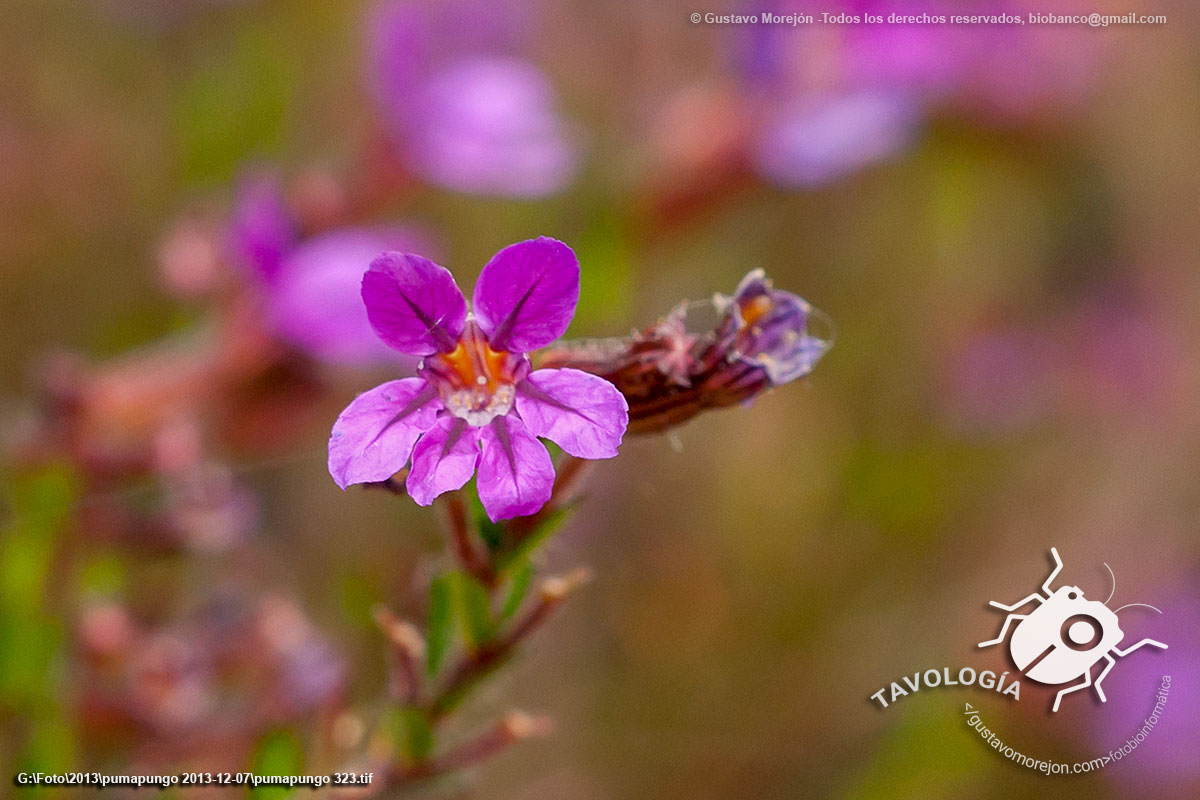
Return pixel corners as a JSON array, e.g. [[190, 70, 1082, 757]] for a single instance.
[[424, 320, 525, 426], [738, 294, 774, 329]]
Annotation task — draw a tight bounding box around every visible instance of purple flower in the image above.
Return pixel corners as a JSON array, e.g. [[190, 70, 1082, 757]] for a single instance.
[[366, 0, 579, 197], [733, 0, 1101, 187], [328, 237, 628, 521], [735, 1, 943, 187], [714, 269, 832, 385], [231, 172, 434, 366]]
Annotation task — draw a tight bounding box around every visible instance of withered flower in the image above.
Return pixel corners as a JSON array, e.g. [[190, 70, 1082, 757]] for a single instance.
[[539, 269, 831, 435]]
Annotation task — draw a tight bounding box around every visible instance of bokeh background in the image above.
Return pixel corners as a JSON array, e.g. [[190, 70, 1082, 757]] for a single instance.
[[3, 1, 1199, 798]]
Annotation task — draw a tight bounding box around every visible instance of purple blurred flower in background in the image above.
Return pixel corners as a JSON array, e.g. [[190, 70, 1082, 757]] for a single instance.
[[231, 172, 434, 366], [752, 89, 919, 189], [733, 0, 1100, 187], [366, 0, 579, 197], [736, 0, 946, 187], [941, 326, 1052, 435], [328, 237, 628, 520], [939, 289, 1186, 437], [951, 4, 1099, 121], [1092, 584, 1200, 795], [1060, 292, 1186, 421], [255, 596, 346, 716]]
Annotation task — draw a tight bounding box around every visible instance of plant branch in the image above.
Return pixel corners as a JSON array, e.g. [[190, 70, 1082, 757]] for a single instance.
[[350, 711, 551, 796], [429, 568, 591, 722], [372, 605, 425, 707], [442, 492, 496, 587]]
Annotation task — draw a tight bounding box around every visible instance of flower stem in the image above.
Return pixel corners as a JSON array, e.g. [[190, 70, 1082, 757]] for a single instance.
[[363, 472, 408, 496], [356, 711, 551, 795], [428, 568, 590, 722], [442, 492, 496, 588], [372, 605, 425, 707]]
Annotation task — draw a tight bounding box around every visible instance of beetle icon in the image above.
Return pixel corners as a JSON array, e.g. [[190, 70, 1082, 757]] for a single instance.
[[979, 547, 1167, 712]]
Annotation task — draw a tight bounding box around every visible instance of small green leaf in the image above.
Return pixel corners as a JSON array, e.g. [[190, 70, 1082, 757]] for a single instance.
[[249, 729, 303, 798], [500, 561, 533, 621], [467, 487, 507, 552], [2, 466, 76, 708], [496, 505, 574, 572], [453, 571, 495, 647], [3, 466, 77, 613], [174, 24, 294, 184], [393, 707, 433, 763], [433, 652, 514, 719], [426, 575, 454, 677]]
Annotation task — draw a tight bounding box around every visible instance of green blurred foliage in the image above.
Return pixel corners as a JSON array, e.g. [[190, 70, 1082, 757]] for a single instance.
[[249, 729, 305, 798], [1, 467, 79, 782]]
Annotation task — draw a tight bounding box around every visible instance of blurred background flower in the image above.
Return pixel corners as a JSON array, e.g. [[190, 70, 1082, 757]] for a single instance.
[[1094, 583, 1200, 794], [230, 170, 434, 367], [366, 0, 581, 196]]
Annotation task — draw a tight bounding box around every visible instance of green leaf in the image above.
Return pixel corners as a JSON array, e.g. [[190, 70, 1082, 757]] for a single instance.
[[453, 571, 495, 648], [433, 652, 514, 719], [496, 505, 574, 573], [466, 485, 507, 552], [248, 729, 303, 798], [3, 466, 77, 611], [0, 612, 61, 708], [426, 574, 454, 677], [392, 707, 433, 763], [500, 560, 533, 621], [16, 712, 76, 785], [1, 465, 77, 707], [0, 533, 54, 617], [8, 465, 76, 519]]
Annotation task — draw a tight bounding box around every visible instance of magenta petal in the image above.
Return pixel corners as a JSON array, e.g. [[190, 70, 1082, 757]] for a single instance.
[[515, 368, 628, 459], [406, 416, 481, 506], [362, 252, 468, 355], [472, 237, 579, 352], [476, 414, 554, 521], [328, 378, 441, 489]]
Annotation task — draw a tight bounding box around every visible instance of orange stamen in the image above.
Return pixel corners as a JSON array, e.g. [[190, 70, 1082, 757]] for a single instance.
[[739, 295, 774, 328], [434, 330, 511, 391]]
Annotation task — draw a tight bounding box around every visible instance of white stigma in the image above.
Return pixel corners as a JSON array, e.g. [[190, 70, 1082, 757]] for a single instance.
[[445, 383, 515, 426]]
